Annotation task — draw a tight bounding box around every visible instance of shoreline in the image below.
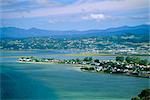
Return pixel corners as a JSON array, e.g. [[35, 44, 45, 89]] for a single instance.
[[18, 61, 82, 72], [0, 50, 150, 56], [18, 61, 150, 79]]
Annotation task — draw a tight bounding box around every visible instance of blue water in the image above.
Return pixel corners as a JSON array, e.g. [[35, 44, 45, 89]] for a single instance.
[[1, 64, 58, 99], [0, 50, 149, 100], [0, 50, 116, 62], [0, 50, 85, 57]]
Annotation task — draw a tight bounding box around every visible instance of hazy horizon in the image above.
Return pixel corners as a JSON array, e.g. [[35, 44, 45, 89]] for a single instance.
[[1, 23, 149, 32]]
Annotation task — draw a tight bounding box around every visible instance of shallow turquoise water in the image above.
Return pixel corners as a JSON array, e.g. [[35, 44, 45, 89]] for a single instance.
[[1, 62, 149, 100], [1, 64, 58, 99], [0, 50, 150, 100]]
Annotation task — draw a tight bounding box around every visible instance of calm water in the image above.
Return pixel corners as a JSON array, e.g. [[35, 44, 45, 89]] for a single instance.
[[0, 50, 149, 100]]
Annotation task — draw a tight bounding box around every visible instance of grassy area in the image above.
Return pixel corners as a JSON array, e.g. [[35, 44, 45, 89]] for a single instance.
[[63, 53, 114, 56], [63, 53, 150, 57], [129, 54, 150, 56]]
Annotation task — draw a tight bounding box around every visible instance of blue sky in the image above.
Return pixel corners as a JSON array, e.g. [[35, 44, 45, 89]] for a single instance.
[[0, 0, 149, 30]]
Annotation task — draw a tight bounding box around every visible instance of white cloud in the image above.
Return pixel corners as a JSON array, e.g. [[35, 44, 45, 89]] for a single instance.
[[1, 0, 149, 19], [82, 14, 111, 20], [48, 19, 61, 24]]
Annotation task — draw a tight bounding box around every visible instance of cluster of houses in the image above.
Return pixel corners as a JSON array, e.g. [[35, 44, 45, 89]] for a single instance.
[[18, 57, 62, 63], [18, 57, 150, 78], [79, 61, 150, 78], [63, 59, 150, 78], [18, 57, 32, 62]]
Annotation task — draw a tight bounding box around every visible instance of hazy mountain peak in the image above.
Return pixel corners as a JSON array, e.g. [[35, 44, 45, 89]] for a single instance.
[[1, 24, 149, 39]]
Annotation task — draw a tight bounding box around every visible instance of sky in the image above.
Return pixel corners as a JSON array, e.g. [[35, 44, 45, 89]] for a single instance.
[[0, 0, 149, 30]]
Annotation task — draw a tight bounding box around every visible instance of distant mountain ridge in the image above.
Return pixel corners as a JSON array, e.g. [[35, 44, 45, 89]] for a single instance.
[[0, 24, 149, 39]]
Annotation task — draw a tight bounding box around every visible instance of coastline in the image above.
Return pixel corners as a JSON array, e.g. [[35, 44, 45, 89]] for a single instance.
[[18, 61, 58, 64], [18, 61, 150, 79], [1, 50, 150, 57], [18, 61, 82, 72]]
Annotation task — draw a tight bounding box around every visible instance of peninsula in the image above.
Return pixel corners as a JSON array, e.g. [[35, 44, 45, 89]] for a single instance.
[[18, 56, 150, 78]]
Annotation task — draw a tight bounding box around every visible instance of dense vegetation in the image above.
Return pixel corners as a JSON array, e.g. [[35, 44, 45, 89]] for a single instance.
[[131, 89, 150, 100], [116, 56, 149, 66]]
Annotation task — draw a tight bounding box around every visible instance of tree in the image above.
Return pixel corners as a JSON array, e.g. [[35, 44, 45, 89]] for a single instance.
[[126, 56, 142, 65], [88, 67, 95, 70], [83, 57, 89, 61], [139, 59, 148, 66], [94, 59, 99, 63], [83, 57, 93, 62], [76, 58, 80, 62], [125, 56, 132, 63], [34, 59, 40, 62], [116, 56, 124, 62], [132, 57, 141, 64], [88, 57, 93, 61], [131, 89, 150, 100], [138, 89, 150, 99], [30, 56, 34, 59]]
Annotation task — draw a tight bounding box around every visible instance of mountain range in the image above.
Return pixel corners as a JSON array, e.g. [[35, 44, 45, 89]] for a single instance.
[[0, 24, 149, 39]]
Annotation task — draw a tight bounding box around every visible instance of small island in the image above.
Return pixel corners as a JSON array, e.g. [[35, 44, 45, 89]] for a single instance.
[[18, 56, 150, 78]]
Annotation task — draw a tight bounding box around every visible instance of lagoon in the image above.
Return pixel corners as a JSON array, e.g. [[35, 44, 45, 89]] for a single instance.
[[0, 50, 149, 100]]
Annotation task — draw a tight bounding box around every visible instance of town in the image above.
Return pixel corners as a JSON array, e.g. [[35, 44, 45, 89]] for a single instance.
[[1, 33, 150, 56], [18, 56, 150, 78]]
